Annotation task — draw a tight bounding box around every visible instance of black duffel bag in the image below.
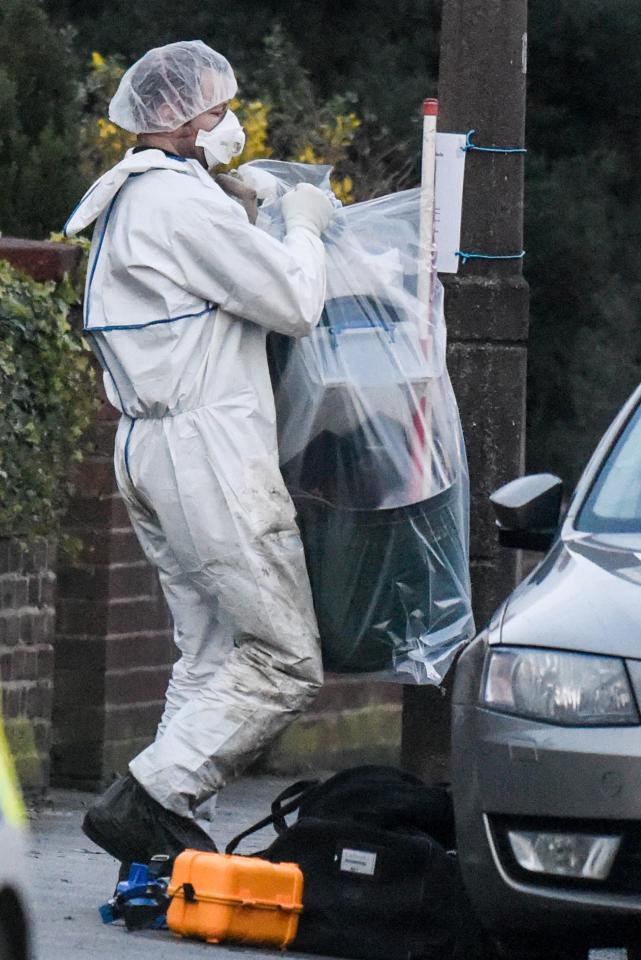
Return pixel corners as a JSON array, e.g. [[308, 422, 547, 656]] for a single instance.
[[226, 766, 480, 960]]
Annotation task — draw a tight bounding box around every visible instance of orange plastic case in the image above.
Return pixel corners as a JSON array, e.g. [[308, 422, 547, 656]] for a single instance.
[[167, 850, 303, 948]]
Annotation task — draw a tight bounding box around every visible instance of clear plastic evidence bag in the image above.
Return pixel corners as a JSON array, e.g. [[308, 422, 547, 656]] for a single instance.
[[249, 160, 474, 684]]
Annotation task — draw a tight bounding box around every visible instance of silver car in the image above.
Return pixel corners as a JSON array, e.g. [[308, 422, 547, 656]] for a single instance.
[[452, 384, 641, 960]]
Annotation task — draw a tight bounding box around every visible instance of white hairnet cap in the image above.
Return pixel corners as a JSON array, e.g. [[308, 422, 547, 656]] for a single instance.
[[109, 40, 237, 134]]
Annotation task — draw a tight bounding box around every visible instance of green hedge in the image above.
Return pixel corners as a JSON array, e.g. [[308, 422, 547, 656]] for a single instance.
[[0, 258, 95, 539]]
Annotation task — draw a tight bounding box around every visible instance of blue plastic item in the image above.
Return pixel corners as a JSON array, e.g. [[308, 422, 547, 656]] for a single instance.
[[99, 862, 169, 930]]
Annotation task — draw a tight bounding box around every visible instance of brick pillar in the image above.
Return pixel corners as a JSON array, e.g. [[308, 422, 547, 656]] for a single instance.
[[52, 386, 174, 790], [0, 238, 82, 793], [402, 0, 529, 780], [0, 539, 56, 792], [0, 236, 175, 790]]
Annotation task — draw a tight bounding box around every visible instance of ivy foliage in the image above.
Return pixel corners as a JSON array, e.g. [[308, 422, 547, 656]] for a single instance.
[[0, 257, 96, 538]]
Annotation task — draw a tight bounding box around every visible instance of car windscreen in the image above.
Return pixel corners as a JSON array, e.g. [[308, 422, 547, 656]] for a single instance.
[[576, 401, 641, 533]]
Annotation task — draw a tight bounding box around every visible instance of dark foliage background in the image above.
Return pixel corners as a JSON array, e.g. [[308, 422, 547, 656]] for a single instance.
[[4, 0, 640, 488]]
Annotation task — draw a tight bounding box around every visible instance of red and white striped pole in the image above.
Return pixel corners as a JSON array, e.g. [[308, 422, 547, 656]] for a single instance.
[[417, 98, 439, 328], [412, 98, 439, 501]]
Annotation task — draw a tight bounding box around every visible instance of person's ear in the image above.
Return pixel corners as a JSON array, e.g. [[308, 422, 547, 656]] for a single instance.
[[183, 118, 200, 141], [155, 102, 181, 129]]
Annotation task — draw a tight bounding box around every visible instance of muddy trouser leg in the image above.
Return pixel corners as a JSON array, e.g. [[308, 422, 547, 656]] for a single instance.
[[129, 529, 323, 817], [154, 565, 234, 826], [115, 416, 323, 819], [114, 490, 234, 740], [155, 570, 233, 740]]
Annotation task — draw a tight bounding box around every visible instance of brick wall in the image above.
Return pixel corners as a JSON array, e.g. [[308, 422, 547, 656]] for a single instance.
[[0, 237, 82, 284], [51, 387, 403, 788], [51, 374, 402, 790], [265, 676, 401, 774], [52, 376, 402, 789], [0, 238, 80, 792], [0, 538, 56, 792], [1, 237, 401, 793]]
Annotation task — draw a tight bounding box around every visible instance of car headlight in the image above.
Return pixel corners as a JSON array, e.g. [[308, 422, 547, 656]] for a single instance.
[[482, 647, 639, 725], [507, 829, 621, 880]]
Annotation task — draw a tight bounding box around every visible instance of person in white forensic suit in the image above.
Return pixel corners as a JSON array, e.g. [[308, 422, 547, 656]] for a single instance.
[[65, 40, 335, 866]]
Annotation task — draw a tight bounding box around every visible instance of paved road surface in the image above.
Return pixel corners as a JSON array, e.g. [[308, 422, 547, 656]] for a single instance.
[[28, 776, 333, 960], [28, 777, 627, 960]]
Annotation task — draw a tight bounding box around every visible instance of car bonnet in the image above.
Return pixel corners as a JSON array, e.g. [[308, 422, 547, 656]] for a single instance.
[[498, 535, 641, 660]]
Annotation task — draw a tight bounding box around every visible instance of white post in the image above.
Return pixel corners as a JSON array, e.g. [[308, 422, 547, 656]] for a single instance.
[[417, 98, 439, 320], [415, 98, 439, 500]]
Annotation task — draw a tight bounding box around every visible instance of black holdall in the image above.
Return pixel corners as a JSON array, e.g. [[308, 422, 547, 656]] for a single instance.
[[226, 766, 479, 960]]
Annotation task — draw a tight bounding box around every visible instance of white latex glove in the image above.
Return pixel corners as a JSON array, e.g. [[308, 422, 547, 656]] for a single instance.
[[236, 163, 282, 203], [281, 183, 336, 238]]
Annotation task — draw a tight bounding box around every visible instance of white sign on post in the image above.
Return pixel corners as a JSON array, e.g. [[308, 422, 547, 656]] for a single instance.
[[434, 132, 467, 274]]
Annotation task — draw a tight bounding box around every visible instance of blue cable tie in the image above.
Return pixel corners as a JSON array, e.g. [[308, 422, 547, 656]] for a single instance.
[[456, 250, 526, 265], [463, 130, 527, 154]]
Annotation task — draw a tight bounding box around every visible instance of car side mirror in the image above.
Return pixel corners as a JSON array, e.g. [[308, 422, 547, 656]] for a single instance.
[[490, 473, 563, 551]]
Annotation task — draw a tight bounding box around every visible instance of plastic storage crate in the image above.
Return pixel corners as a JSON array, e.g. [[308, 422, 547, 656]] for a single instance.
[[167, 850, 303, 948]]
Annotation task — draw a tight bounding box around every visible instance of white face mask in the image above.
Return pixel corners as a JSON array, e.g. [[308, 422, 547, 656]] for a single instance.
[[195, 109, 246, 169]]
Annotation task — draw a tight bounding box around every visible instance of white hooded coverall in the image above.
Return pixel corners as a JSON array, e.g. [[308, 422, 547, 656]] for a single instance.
[[65, 149, 325, 817]]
